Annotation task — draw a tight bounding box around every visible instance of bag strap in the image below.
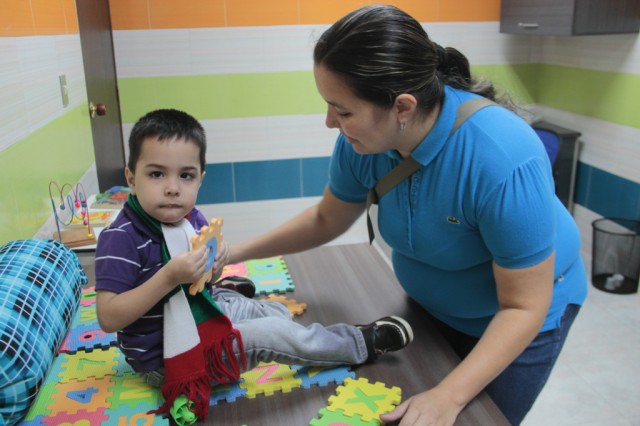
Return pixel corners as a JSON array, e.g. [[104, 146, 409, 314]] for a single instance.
[[366, 97, 497, 244]]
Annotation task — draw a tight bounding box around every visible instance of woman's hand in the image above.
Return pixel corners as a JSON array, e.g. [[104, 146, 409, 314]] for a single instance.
[[380, 388, 463, 426]]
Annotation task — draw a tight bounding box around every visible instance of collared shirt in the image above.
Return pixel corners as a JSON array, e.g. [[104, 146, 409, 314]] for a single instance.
[[329, 85, 587, 337], [95, 203, 208, 372]]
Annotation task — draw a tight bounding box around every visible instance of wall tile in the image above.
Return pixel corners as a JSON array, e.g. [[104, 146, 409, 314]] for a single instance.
[[110, 0, 151, 30], [575, 164, 640, 220], [31, 0, 67, 35], [0, 0, 35, 36], [226, 0, 299, 27], [200, 163, 234, 203], [299, 0, 367, 25], [149, 0, 225, 29], [234, 159, 301, 201], [302, 157, 330, 197], [385, 0, 439, 23], [62, 0, 78, 33], [438, 0, 500, 22]]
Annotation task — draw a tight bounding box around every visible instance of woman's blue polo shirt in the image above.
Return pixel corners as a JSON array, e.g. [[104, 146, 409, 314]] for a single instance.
[[329, 85, 587, 337]]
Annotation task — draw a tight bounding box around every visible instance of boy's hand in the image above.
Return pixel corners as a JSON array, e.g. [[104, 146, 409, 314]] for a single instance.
[[166, 245, 209, 287], [211, 241, 230, 282]]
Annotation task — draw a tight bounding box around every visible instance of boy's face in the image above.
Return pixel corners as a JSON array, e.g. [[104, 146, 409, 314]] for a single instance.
[[125, 136, 205, 224]]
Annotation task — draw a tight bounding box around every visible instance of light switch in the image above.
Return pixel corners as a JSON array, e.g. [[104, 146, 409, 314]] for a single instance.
[[59, 74, 69, 107]]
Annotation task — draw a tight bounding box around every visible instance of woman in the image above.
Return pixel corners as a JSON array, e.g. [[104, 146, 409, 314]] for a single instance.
[[228, 5, 587, 425]]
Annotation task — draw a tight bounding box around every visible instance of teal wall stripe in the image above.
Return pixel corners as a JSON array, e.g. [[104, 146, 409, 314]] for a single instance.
[[197, 156, 331, 204], [575, 163, 640, 220], [200, 157, 640, 224]]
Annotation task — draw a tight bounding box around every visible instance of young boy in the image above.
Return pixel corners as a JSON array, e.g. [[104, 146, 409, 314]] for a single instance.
[[94, 109, 413, 420]]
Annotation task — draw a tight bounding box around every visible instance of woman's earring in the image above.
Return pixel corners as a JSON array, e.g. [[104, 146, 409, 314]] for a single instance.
[[400, 122, 406, 131]]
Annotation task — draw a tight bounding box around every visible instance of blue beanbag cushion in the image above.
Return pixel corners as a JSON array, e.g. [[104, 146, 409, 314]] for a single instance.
[[0, 239, 87, 426]]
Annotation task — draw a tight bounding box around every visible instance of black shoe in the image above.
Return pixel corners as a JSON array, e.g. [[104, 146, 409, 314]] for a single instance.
[[216, 276, 256, 298], [358, 316, 413, 362]]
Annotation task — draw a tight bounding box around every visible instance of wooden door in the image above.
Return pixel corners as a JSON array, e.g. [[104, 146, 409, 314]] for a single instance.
[[75, 0, 126, 192]]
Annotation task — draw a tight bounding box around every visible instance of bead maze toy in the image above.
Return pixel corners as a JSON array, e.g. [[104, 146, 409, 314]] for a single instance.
[[48, 181, 95, 248]]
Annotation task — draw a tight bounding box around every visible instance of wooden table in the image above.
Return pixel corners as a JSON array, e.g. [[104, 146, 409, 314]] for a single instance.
[[201, 243, 509, 425]]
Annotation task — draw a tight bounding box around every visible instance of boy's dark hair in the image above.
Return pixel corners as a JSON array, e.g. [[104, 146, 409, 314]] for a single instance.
[[128, 109, 207, 173]]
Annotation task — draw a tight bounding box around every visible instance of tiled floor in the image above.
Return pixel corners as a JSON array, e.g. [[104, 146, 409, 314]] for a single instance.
[[522, 282, 640, 426]]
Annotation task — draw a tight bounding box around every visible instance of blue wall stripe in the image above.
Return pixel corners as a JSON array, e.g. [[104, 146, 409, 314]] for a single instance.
[[200, 158, 640, 225], [198, 156, 330, 204], [302, 157, 331, 197], [575, 163, 640, 220]]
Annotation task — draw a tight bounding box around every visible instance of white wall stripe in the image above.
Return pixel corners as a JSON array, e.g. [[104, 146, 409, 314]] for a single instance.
[[530, 105, 640, 184], [113, 22, 533, 79], [0, 35, 87, 153], [198, 197, 368, 246], [537, 33, 640, 75], [113, 25, 325, 78], [424, 22, 535, 65], [122, 113, 337, 164]]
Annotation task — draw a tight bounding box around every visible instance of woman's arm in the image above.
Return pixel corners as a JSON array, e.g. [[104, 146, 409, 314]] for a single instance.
[[381, 252, 555, 425], [229, 187, 366, 264]]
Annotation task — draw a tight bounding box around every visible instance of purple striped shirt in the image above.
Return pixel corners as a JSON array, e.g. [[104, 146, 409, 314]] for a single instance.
[[94, 203, 207, 372]]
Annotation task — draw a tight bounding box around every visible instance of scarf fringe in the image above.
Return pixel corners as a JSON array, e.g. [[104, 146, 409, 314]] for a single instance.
[[205, 329, 247, 383], [149, 374, 212, 420]]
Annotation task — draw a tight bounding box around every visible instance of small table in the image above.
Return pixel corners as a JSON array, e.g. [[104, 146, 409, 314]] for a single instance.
[[202, 243, 508, 425]]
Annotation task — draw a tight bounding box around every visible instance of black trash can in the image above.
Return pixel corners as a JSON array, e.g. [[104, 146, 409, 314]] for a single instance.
[[591, 218, 640, 294]]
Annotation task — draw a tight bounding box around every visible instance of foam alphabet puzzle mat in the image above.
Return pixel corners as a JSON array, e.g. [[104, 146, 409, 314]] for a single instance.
[[20, 257, 402, 426]]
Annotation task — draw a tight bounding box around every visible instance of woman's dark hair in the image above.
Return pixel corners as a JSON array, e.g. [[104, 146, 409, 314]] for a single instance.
[[128, 109, 207, 173], [314, 4, 513, 114]]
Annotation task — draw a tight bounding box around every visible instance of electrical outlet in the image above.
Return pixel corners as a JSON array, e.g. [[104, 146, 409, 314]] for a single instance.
[[59, 74, 69, 107]]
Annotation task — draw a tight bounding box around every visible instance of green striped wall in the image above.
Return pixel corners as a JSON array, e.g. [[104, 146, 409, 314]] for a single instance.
[[536, 64, 640, 128], [118, 65, 540, 123], [0, 104, 94, 243], [118, 72, 324, 122], [118, 64, 639, 129]]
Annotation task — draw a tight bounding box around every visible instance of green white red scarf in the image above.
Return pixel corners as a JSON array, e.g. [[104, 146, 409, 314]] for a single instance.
[[127, 195, 245, 421]]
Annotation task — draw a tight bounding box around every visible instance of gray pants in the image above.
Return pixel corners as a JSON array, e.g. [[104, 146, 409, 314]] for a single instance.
[[141, 288, 368, 387]]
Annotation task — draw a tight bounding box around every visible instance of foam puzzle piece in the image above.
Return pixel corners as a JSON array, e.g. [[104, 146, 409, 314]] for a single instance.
[[80, 286, 97, 307], [252, 272, 294, 295], [43, 407, 110, 425], [46, 377, 113, 416], [112, 346, 137, 377], [190, 217, 223, 295], [293, 365, 356, 389], [58, 346, 121, 383], [17, 415, 46, 425], [245, 256, 288, 276], [265, 294, 307, 317], [61, 323, 116, 354], [327, 377, 402, 423], [239, 362, 302, 398], [310, 407, 379, 426], [210, 380, 247, 405], [70, 304, 99, 328], [105, 402, 169, 425], [220, 262, 248, 279], [23, 381, 58, 421], [106, 372, 163, 410]]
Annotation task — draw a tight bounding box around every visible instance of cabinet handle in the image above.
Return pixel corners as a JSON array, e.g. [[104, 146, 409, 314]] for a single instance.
[[517, 22, 539, 29]]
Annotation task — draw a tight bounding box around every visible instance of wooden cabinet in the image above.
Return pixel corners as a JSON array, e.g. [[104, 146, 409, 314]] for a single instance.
[[500, 0, 640, 35]]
